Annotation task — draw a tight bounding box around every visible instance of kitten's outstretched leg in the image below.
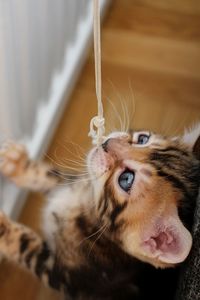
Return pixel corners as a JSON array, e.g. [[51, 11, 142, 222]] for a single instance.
[[0, 141, 60, 192], [0, 211, 66, 292]]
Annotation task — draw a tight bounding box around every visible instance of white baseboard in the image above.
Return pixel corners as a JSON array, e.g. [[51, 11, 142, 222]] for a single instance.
[[1, 0, 111, 219]]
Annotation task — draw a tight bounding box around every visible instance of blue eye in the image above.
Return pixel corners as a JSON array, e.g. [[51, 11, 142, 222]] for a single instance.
[[118, 170, 135, 193], [137, 134, 149, 145]]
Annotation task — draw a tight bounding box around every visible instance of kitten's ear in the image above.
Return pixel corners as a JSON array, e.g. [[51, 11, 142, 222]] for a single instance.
[[182, 123, 200, 159], [141, 212, 192, 265]]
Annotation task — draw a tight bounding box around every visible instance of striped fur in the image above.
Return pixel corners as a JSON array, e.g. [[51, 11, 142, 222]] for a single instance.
[[0, 128, 199, 300]]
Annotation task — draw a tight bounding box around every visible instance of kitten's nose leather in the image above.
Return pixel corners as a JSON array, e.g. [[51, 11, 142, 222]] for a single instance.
[[102, 139, 111, 152]]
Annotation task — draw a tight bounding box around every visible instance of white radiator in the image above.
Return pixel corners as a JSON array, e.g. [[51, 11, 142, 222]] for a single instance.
[[0, 0, 110, 218]]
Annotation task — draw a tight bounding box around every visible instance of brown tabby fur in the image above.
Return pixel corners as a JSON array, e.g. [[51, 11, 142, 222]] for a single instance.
[[0, 130, 199, 300]]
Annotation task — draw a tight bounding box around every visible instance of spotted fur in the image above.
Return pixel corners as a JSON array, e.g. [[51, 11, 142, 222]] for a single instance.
[[0, 128, 199, 300]]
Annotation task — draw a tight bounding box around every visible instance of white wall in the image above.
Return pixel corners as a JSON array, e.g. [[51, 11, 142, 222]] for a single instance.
[[0, 0, 89, 141]]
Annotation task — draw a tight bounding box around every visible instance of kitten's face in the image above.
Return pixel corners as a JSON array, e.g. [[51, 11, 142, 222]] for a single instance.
[[87, 130, 200, 268]]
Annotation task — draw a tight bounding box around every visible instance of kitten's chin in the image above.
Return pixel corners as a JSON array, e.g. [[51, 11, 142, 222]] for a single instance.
[[87, 146, 113, 178]]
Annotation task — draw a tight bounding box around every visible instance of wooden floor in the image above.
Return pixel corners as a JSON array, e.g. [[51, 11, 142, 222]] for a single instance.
[[0, 1, 200, 299]]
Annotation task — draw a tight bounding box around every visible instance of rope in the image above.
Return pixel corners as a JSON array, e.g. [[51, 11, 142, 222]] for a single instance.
[[88, 0, 105, 146]]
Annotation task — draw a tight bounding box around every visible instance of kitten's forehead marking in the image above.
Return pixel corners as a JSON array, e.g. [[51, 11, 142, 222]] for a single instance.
[[140, 168, 152, 177]]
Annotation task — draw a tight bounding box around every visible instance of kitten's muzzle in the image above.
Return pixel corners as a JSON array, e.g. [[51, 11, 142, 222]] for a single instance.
[[102, 137, 130, 153]]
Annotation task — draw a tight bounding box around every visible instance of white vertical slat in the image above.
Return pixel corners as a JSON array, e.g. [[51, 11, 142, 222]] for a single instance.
[[0, 0, 97, 143], [0, 1, 21, 138], [0, 5, 13, 139], [38, 0, 50, 104], [11, 1, 35, 136]]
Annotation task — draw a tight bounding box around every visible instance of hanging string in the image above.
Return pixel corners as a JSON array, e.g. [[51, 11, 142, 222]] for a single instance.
[[88, 0, 105, 146]]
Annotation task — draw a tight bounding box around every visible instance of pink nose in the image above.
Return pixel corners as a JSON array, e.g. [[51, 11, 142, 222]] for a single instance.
[[102, 138, 111, 152], [102, 138, 129, 157]]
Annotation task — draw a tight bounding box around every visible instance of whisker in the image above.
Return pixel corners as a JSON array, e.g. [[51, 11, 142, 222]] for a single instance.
[[45, 154, 71, 170], [62, 140, 86, 153], [128, 79, 136, 128], [45, 154, 88, 174], [123, 96, 130, 133], [54, 146, 84, 166], [108, 80, 126, 132], [88, 223, 108, 257], [57, 172, 89, 178], [106, 97, 123, 132], [61, 158, 88, 167], [61, 144, 87, 162], [49, 174, 89, 183], [53, 140, 87, 163], [78, 222, 106, 247]]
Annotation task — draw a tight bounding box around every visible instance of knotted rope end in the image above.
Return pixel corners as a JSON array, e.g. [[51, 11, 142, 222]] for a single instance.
[[88, 116, 105, 146]]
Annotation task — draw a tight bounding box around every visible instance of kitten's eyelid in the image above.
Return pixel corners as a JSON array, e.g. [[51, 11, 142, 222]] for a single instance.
[[132, 131, 151, 146]]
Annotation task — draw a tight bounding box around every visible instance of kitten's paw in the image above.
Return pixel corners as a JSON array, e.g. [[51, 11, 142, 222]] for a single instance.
[[0, 141, 29, 178], [0, 211, 10, 238], [0, 211, 13, 257]]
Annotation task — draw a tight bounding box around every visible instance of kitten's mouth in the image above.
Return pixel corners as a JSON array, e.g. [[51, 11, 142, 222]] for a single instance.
[[87, 146, 113, 177]]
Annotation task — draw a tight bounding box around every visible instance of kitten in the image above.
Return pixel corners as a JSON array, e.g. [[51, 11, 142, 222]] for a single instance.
[[0, 126, 199, 300]]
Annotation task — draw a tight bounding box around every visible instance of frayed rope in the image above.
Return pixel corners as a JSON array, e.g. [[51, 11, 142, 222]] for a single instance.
[[88, 0, 105, 146]]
